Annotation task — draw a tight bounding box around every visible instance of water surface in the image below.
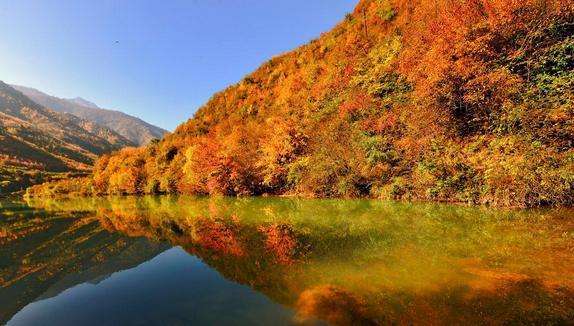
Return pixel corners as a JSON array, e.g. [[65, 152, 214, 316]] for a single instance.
[[1, 196, 573, 325]]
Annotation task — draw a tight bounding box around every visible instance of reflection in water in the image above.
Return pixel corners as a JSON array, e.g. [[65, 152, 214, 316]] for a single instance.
[[0, 200, 169, 324], [1, 196, 573, 325], [7, 247, 298, 326]]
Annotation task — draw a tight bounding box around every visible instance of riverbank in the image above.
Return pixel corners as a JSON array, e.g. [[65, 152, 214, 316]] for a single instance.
[[23, 176, 574, 209]]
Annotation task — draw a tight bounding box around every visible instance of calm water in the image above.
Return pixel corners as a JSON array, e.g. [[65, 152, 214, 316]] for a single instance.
[[1, 196, 573, 325]]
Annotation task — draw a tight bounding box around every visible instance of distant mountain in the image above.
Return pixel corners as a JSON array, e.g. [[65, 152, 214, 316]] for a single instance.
[[0, 81, 132, 172], [12, 85, 168, 145]]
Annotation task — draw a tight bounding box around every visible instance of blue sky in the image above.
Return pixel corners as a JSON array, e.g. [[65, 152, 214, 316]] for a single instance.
[[0, 0, 357, 130]]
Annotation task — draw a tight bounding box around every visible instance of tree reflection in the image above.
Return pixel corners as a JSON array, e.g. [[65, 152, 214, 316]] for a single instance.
[[23, 196, 574, 324]]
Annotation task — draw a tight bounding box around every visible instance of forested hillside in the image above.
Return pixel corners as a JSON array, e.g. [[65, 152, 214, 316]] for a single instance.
[[29, 0, 574, 207], [12, 85, 168, 146], [0, 82, 133, 194]]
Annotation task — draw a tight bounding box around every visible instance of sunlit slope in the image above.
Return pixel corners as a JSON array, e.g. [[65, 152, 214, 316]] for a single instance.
[[0, 81, 139, 194], [0, 81, 132, 171], [30, 0, 574, 207], [12, 84, 168, 146]]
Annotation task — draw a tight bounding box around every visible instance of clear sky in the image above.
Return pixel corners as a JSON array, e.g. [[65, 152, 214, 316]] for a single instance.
[[0, 0, 357, 130]]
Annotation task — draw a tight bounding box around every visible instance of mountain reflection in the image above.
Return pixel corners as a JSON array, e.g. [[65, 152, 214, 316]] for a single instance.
[[3, 196, 573, 325]]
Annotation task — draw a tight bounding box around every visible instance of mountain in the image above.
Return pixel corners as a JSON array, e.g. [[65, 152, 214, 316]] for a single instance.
[[0, 81, 134, 169], [12, 85, 168, 146], [28, 0, 574, 207], [0, 81, 137, 193]]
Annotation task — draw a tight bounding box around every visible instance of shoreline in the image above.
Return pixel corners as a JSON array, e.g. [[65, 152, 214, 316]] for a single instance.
[[19, 191, 574, 210]]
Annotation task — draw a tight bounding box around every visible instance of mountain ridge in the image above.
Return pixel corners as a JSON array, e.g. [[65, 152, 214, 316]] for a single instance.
[[11, 84, 168, 146], [67, 97, 99, 109], [0, 81, 132, 167]]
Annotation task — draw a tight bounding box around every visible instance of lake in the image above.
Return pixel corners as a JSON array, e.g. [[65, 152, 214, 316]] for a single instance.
[[1, 196, 573, 325]]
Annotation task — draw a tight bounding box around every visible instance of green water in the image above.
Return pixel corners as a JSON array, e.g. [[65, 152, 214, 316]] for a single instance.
[[1, 196, 573, 325]]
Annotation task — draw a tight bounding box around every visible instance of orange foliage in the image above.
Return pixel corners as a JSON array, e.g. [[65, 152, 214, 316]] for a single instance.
[[194, 218, 244, 257], [30, 0, 574, 207], [295, 285, 368, 325], [258, 224, 304, 265]]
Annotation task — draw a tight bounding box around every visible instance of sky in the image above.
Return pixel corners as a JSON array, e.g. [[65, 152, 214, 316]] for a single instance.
[[0, 0, 357, 131]]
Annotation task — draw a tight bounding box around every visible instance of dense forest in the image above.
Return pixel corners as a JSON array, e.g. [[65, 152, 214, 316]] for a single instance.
[[28, 0, 574, 207]]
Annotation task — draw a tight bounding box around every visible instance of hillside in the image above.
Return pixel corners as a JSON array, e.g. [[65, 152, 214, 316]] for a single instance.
[[12, 85, 168, 146], [0, 82, 134, 193], [28, 0, 574, 207]]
